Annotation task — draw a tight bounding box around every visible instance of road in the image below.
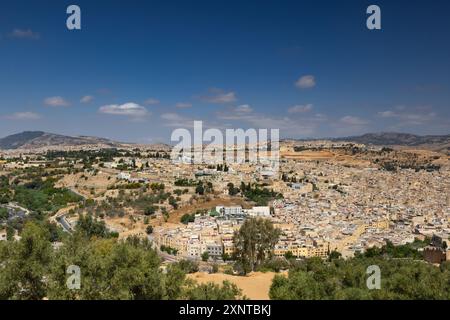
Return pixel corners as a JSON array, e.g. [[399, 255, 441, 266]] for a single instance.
[[57, 215, 74, 233]]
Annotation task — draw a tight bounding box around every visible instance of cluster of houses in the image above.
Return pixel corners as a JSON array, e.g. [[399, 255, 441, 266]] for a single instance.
[[154, 206, 272, 260]]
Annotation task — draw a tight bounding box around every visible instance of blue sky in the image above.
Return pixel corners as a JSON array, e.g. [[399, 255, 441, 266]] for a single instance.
[[0, 0, 449, 142]]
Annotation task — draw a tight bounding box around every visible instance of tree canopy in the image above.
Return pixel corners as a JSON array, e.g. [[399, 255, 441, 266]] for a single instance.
[[233, 218, 281, 275], [269, 256, 450, 300], [0, 221, 243, 300]]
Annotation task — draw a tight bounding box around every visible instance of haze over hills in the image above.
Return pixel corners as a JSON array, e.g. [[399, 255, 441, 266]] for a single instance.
[[0, 131, 174, 151], [0, 131, 124, 150], [330, 132, 450, 154], [332, 132, 450, 146], [284, 132, 450, 154], [0, 131, 449, 153]]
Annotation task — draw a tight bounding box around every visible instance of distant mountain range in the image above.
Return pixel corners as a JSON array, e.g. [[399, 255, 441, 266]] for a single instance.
[[0, 131, 449, 153], [332, 132, 450, 147], [0, 131, 123, 150], [286, 132, 450, 153]]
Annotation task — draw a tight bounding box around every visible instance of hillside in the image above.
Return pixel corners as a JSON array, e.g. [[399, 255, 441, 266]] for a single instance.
[[0, 131, 122, 150], [334, 132, 450, 146], [333, 132, 450, 153]]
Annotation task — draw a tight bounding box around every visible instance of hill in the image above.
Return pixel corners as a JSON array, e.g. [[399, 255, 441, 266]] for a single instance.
[[0, 131, 122, 150], [333, 132, 450, 153], [333, 132, 450, 146]]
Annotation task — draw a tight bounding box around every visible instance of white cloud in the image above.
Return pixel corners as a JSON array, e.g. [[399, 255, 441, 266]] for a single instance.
[[235, 104, 253, 113], [201, 88, 237, 104], [161, 112, 195, 128], [327, 115, 371, 136], [378, 110, 396, 118], [217, 105, 254, 121], [44, 96, 70, 107], [144, 98, 160, 105], [161, 113, 184, 122], [313, 113, 328, 121], [217, 105, 319, 137], [288, 104, 313, 114], [175, 102, 192, 108], [5, 112, 41, 120], [160, 113, 221, 129], [80, 95, 94, 103], [295, 75, 316, 89], [99, 102, 149, 118], [377, 107, 437, 126], [339, 116, 369, 126], [243, 114, 317, 136], [9, 29, 40, 40]]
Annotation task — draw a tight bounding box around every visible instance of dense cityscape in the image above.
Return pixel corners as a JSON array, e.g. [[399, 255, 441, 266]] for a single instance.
[[1, 0, 449, 305], [0, 135, 449, 299]]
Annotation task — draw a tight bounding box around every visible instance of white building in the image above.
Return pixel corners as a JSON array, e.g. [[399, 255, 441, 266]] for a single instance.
[[203, 242, 223, 257], [117, 172, 131, 180], [216, 206, 242, 216], [247, 206, 271, 217], [103, 162, 118, 169]]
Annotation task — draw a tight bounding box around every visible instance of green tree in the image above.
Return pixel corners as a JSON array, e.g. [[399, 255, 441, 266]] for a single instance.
[[6, 225, 14, 241], [168, 196, 178, 209], [269, 256, 450, 300], [183, 281, 244, 300], [284, 251, 294, 260], [270, 272, 326, 300], [195, 185, 205, 195], [175, 259, 199, 274], [201, 251, 210, 262], [144, 206, 157, 216], [75, 214, 113, 239], [328, 250, 342, 261], [233, 218, 280, 275], [0, 222, 52, 300], [47, 236, 180, 300], [0, 207, 8, 220], [180, 213, 195, 224]]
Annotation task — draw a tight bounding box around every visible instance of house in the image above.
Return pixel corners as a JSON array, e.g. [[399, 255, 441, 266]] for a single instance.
[[117, 172, 131, 180], [246, 206, 271, 217], [204, 241, 223, 257], [216, 206, 242, 216]]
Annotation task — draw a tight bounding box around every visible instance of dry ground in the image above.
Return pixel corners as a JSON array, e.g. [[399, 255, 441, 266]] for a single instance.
[[281, 150, 335, 160], [188, 271, 286, 300], [55, 171, 117, 199]]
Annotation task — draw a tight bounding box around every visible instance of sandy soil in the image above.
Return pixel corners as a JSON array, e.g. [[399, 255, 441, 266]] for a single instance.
[[56, 171, 117, 199], [188, 271, 286, 300], [281, 150, 335, 160]]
